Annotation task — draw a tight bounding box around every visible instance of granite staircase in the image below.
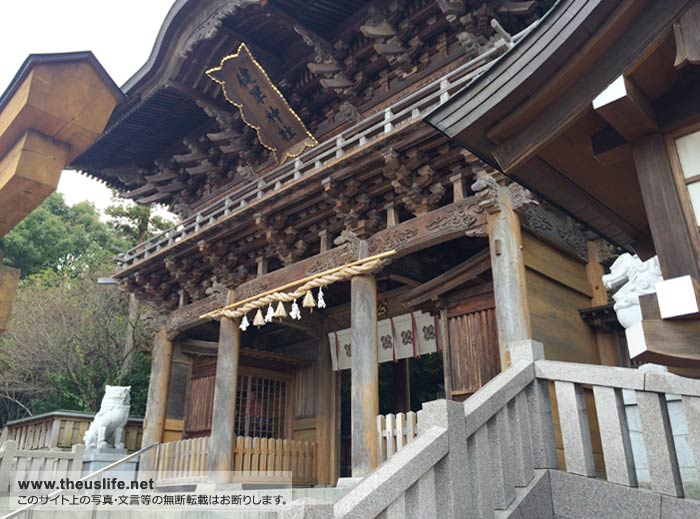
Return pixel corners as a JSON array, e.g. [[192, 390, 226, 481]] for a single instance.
[[281, 340, 700, 519]]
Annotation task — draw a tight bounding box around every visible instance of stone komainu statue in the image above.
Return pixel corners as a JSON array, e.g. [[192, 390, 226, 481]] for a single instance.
[[83, 385, 131, 450], [601, 253, 663, 329]]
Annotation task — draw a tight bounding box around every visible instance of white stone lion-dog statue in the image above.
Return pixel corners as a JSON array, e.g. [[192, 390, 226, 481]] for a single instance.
[[601, 253, 663, 329], [83, 385, 131, 450]]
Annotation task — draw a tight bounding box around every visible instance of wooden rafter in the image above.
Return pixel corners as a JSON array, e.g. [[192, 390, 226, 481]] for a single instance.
[[399, 248, 490, 308]]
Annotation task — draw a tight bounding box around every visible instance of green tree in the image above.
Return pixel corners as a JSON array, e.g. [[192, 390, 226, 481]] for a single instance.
[[2, 193, 126, 277], [0, 261, 152, 419], [0, 193, 165, 427], [105, 199, 172, 246]]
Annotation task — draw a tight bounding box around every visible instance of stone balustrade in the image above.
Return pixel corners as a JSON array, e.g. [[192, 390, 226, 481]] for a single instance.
[[281, 341, 700, 519], [0, 440, 85, 493]]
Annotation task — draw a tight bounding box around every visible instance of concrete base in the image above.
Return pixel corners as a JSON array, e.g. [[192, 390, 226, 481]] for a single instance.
[[81, 448, 137, 482]]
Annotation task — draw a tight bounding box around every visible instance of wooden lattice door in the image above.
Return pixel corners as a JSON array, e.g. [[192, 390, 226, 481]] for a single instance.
[[446, 292, 500, 401], [183, 358, 289, 439]]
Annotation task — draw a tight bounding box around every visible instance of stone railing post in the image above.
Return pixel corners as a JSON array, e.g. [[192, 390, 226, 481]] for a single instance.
[[279, 498, 333, 519], [418, 399, 468, 519], [509, 339, 544, 363], [71, 444, 85, 475], [0, 440, 17, 492], [509, 340, 558, 469]]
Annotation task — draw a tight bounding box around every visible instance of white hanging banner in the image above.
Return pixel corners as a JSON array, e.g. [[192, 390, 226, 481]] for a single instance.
[[392, 313, 415, 360], [416, 312, 441, 356], [328, 311, 440, 371], [377, 318, 395, 364], [335, 328, 353, 371]]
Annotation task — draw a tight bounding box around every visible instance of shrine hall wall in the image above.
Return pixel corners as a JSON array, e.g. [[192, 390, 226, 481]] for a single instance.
[[522, 231, 600, 365]]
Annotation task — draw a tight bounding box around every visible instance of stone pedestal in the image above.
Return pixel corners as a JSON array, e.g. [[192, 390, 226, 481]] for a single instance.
[[81, 448, 138, 482]]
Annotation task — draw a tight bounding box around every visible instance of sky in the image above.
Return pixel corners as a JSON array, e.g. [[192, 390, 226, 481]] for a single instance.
[[1, 0, 176, 214]]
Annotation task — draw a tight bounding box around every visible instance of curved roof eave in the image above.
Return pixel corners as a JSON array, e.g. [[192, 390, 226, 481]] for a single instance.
[[120, 0, 195, 93], [426, 0, 596, 140]]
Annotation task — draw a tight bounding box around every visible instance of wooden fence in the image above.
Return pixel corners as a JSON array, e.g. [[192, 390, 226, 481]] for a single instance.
[[155, 435, 317, 486], [1, 410, 143, 452], [377, 412, 418, 464], [155, 436, 209, 485], [0, 440, 85, 492]]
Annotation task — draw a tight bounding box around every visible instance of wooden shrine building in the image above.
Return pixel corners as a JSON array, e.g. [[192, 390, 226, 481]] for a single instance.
[[71, 0, 632, 486], [430, 0, 700, 368]]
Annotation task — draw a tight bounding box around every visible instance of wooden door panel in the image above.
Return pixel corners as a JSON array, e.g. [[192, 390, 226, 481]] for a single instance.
[[447, 302, 500, 400]]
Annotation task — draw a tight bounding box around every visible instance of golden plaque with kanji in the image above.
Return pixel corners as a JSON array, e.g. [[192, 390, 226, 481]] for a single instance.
[[206, 43, 318, 165]]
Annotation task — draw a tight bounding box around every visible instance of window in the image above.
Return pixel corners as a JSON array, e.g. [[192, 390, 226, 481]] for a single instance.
[[675, 130, 700, 225]]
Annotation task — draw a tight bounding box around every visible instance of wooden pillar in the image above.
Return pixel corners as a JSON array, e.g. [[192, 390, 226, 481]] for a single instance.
[[392, 360, 411, 413], [206, 294, 241, 482], [140, 327, 172, 472], [632, 134, 700, 281], [486, 185, 532, 368], [586, 240, 619, 366], [333, 368, 342, 483], [350, 274, 379, 477], [439, 307, 454, 400], [316, 332, 337, 485]]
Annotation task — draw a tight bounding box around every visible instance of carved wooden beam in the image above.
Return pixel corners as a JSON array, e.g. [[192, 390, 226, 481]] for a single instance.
[[165, 291, 227, 336], [179, 1, 261, 58], [233, 195, 487, 303], [163, 196, 489, 332], [254, 213, 307, 266]]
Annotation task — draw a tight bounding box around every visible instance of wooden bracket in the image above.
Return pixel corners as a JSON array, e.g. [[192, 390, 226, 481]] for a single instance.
[[593, 76, 657, 142], [625, 293, 700, 367]]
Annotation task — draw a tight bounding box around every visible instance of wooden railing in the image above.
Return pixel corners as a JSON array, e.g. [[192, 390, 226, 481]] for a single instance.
[[0, 410, 143, 452], [154, 435, 317, 486], [115, 30, 532, 271], [0, 440, 85, 492], [376, 411, 418, 464], [0, 417, 53, 451]]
